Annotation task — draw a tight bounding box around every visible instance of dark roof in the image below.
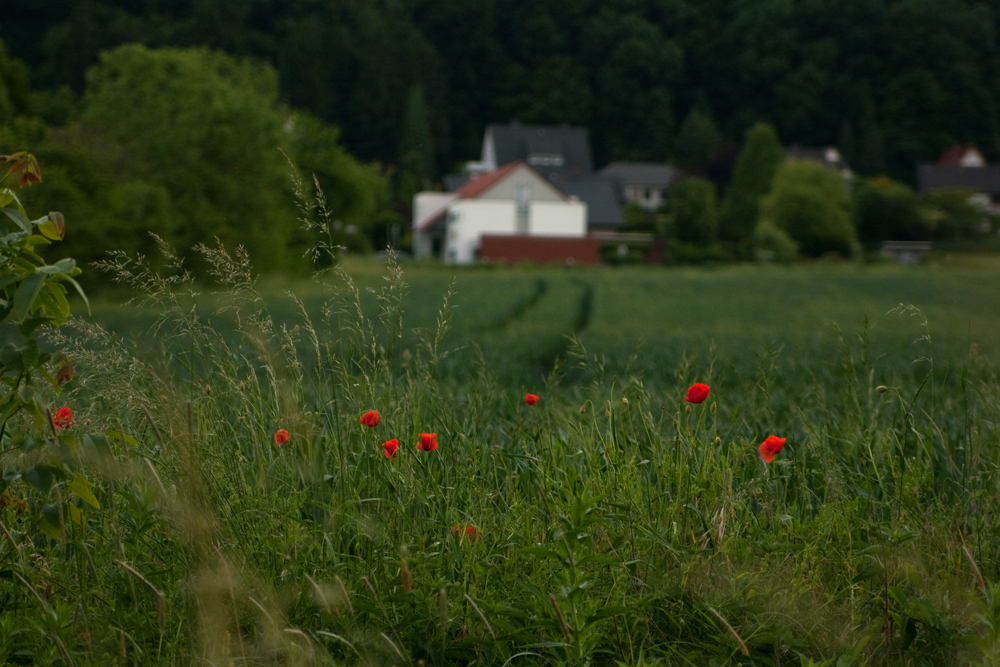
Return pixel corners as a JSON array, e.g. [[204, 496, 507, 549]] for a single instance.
[[558, 179, 624, 228], [443, 174, 469, 192], [916, 164, 1000, 195], [488, 124, 593, 181], [599, 162, 680, 187]]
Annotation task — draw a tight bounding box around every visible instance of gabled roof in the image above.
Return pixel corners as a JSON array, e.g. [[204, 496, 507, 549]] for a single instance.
[[599, 162, 680, 187], [917, 164, 1000, 194], [453, 161, 524, 199], [938, 143, 985, 167], [558, 179, 624, 227], [487, 124, 593, 180], [417, 161, 568, 230]]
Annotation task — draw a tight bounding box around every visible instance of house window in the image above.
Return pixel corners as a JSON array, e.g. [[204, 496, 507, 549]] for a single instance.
[[515, 182, 532, 234]]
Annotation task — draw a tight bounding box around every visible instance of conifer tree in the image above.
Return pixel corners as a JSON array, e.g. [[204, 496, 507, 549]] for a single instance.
[[717, 122, 784, 245]]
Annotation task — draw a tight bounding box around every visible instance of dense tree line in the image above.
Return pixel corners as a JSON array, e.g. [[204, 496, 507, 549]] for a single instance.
[[3, 0, 1000, 185]]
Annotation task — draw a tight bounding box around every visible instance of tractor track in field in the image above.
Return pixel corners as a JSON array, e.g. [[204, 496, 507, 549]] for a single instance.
[[476, 278, 548, 333]]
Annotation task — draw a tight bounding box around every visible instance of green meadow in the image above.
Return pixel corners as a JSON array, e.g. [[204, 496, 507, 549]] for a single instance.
[[6, 254, 1000, 666]]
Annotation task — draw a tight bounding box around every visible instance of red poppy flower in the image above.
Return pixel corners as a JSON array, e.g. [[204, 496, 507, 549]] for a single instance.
[[684, 383, 710, 404], [758, 435, 786, 463], [274, 429, 290, 446], [382, 439, 399, 459], [417, 433, 438, 451], [359, 410, 380, 427], [53, 407, 73, 430], [524, 393, 539, 405], [452, 524, 477, 542]]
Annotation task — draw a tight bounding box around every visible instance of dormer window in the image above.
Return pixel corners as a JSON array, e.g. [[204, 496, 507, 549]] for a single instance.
[[527, 153, 565, 167]]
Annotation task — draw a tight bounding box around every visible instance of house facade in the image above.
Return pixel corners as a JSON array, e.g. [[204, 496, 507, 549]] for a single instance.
[[413, 161, 587, 264], [599, 162, 680, 211]]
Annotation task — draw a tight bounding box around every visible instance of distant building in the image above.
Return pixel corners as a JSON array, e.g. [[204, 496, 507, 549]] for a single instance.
[[412, 161, 587, 264], [917, 143, 1000, 212], [936, 143, 986, 167], [427, 123, 682, 262], [599, 162, 681, 211], [467, 123, 594, 182]]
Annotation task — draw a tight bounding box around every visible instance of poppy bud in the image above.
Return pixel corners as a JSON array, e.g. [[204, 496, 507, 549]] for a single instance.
[[714, 436, 722, 446], [622, 397, 628, 405], [685, 405, 692, 414], [205, 384, 212, 395], [161, 394, 169, 404], [579, 405, 586, 414], [710, 402, 717, 414], [240, 381, 245, 391], [876, 385, 888, 393]]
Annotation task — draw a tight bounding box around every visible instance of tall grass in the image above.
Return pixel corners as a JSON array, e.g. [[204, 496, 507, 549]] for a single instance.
[[1, 244, 999, 666]]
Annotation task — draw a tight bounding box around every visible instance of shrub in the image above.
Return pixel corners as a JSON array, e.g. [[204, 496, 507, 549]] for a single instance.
[[760, 160, 855, 257], [852, 177, 928, 245], [921, 189, 991, 241], [662, 177, 717, 246], [754, 219, 799, 261]]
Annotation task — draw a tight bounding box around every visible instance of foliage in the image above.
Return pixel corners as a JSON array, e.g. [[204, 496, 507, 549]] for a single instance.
[[673, 107, 722, 173], [760, 160, 856, 257], [8, 1, 997, 180], [395, 86, 436, 214], [853, 176, 929, 246], [753, 219, 799, 261], [0, 42, 387, 275], [921, 189, 992, 241], [718, 122, 784, 246], [0, 152, 103, 543], [662, 177, 717, 246], [80, 44, 295, 266], [0, 41, 29, 126]]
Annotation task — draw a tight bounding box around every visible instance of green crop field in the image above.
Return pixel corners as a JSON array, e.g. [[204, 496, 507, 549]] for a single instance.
[[6, 254, 1000, 666]]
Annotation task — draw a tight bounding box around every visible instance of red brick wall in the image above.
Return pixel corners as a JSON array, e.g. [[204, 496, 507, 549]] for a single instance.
[[478, 235, 601, 265]]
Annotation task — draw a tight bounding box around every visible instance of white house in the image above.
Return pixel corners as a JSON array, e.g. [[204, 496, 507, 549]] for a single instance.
[[413, 161, 588, 264]]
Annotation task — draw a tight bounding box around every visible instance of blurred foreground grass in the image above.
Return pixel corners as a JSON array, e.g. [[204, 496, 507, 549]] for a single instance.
[[4, 254, 1000, 666]]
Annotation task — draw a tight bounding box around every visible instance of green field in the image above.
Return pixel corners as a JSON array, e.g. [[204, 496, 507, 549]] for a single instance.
[[6, 256, 1000, 666]]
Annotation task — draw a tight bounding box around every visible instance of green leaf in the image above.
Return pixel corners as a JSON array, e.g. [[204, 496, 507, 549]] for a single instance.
[[0, 343, 23, 372], [62, 276, 89, 315], [36, 508, 62, 539], [584, 606, 631, 626], [105, 430, 137, 447], [37, 217, 63, 241], [24, 235, 51, 247], [13, 273, 44, 322], [68, 472, 99, 509], [2, 208, 30, 233], [24, 464, 57, 495], [84, 435, 114, 466]]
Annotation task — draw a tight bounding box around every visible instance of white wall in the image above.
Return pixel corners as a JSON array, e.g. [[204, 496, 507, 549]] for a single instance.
[[445, 201, 516, 264], [413, 192, 457, 229], [530, 201, 587, 236]]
